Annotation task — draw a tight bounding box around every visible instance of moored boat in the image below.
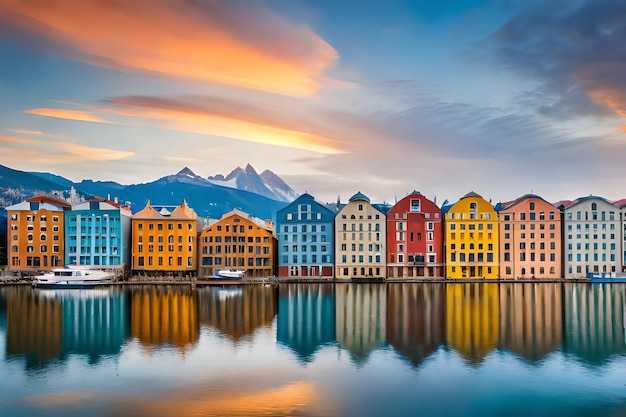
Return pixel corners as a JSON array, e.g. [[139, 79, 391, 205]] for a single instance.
[[216, 269, 245, 279], [587, 272, 626, 283], [33, 267, 114, 289]]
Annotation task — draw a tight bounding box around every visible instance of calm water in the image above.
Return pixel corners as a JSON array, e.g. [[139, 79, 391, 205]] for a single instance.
[[1, 283, 626, 417]]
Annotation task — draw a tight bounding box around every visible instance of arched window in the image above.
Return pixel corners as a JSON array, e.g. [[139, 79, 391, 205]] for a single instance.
[[11, 245, 18, 253], [27, 234, 33, 241], [168, 235, 174, 243], [469, 202, 477, 219], [591, 202, 597, 210], [40, 234, 46, 241], [529, 202, 535, 210], [521, 267, 526, 276], [550, 267, 555, 274], [469, 243, 474, 250]]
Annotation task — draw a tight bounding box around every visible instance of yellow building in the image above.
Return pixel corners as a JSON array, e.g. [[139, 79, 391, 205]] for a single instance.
[[198, 209, 276, 278], [6, 195, 70, 271], [131, 200, 199, 276], [445, 192, 499, 278]]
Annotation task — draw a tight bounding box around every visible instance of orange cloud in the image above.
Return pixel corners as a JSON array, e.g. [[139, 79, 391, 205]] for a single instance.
[[25, 108, 109, 123], [24, 96, 348, 154], [0, 134, 134, 163], [0, 0, 344, 96]]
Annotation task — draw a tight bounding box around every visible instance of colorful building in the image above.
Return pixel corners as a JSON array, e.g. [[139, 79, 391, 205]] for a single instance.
[[6, 195, 70, 271], [386, 192, 444, 278], [499, 194, 562, 279], [198, 209, 276, 278], [445, 192, 498, 279], [561, 196, 621, 278], [335, 192, 387, 279], [276, 193, 336, 278], [131, 200, 198, 276], [64, 197, 132, 268]]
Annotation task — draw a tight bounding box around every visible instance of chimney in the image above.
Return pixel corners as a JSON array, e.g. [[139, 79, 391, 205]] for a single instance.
[[114, 197, 119, 204]]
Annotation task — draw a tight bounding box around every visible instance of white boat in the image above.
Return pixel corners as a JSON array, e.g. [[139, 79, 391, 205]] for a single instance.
[[216, 269, 245, 279], [33, 267, 114, 288]]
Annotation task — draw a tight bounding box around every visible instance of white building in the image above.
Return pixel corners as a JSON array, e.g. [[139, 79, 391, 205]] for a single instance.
[[562, 196, 621, 278]]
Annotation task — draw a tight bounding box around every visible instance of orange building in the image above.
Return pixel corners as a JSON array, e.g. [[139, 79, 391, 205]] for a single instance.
[[499, 194, 562, 279], [199, 209, 277, 278], [6, 195, 70, 271], [131, 200, 199, 276]]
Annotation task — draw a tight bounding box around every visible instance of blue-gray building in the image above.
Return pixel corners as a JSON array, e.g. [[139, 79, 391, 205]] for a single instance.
[[276, 193, 336, 278], [65, 198, 132, 267]]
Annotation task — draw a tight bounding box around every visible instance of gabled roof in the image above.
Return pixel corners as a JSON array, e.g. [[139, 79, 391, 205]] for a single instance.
[[461, 191, 482, 200], [349, 191, 370, 203], [26, 194, 71, 208], [563, 195, 617, 211], [613, 198, 626, 207], [133, 200, 162, 218], [500, 194, 555, 211], [170, 199, 197, 219]]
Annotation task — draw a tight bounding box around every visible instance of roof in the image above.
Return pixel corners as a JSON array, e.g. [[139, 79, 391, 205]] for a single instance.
[[133, 199, 197, 219], [563, 195, 616, 210], [25, 194, 71, 208], [170, 199, 197, 219], [500, 194, 555, 211], [461, 191, 482, 200], [348, 191, 370, 203], [613, 198, 626, 207], [85, 196, 131, 212]]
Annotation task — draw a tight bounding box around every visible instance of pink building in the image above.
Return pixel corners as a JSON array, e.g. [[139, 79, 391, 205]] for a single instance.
[[499, 194, 562, 279]]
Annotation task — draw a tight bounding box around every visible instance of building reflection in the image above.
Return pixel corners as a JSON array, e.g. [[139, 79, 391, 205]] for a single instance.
[[0, 290, 7, 333], [386, 283, 445, 367], [198, 285, 277, 342], [446, 284, 499, 363], [499, 283, 562, 361], [277, 283, 335, 363], [130, 286, 199, 353], [5, 286, 130, 367], [563, 283, 626, 365], [336, 283, 386, 365]]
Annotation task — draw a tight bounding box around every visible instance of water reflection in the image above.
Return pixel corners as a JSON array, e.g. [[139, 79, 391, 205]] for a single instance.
[[446, 284, 500, 363], [499, 284, 562, 361], [335, 283, 387, 365], [386, 283, 445, 366], [563, 283, 626, 364], [130, 286, 199, 353], [198, 285, 277, 342], [0, 283, 625, 372], [5, 286, 130, 367], [277, 283, 335, 362]]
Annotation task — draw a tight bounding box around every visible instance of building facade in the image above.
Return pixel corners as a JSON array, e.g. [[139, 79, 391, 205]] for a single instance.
[[335, 192, 387, 279], [276, 193, 336, 278], [445, 192, 499, 279], [386, 192, 444, 278], [617, 199, 626, 272], [131, 200, 198, 276], [499, 194, 562, 279], [6, 195, 70, 271], [199, 209, 276, 278], [562, 196, 621, 278], [64, 197, 132, 267]]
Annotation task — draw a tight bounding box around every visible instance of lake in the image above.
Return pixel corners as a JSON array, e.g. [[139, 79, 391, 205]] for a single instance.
[[1, 283, 625, 417]]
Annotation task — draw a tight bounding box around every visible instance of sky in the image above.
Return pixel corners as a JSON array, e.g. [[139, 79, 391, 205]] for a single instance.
[[1, 0, 625, 205]]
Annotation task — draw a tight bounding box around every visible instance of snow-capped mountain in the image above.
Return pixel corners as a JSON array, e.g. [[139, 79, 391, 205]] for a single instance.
[[208, 164, 298, 202]]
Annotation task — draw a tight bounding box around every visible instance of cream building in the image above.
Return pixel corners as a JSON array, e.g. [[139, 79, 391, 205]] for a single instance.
[[335, 192, 387, 279], [562, 196, 621, 278]]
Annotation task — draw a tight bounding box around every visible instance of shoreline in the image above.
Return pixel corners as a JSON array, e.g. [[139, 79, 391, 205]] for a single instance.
[[0, 277, 602, 286]]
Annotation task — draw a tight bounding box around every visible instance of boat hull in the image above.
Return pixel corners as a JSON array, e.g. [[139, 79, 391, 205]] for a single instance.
[[34, 282, 113, 289]]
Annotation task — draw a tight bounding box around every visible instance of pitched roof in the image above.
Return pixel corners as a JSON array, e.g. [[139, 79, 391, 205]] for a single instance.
[[461, 191, 482, 200], [349, 191, 370, 203], [133, 200, 162, 218], [170, 199, 197, 219], [26, 194, 71, 208], [500, 194, 555, 211], [564, 195, 616, 210]]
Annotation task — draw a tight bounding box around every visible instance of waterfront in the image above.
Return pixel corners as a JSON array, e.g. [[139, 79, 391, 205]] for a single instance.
[[1, 283, 625, 417]]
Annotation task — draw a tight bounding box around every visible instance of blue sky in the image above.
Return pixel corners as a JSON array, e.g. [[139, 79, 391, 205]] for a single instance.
[[0, 0, 625, 204]]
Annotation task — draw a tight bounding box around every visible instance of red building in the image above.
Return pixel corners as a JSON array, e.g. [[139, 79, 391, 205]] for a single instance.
[[386, 192, 444, 278]]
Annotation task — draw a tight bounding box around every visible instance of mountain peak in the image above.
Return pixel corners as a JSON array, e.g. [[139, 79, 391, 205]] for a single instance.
[[244, 163, 258, 175], [176, 167, 198, 178]]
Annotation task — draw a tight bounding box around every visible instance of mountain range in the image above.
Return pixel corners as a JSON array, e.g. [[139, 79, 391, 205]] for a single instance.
[[0, 163, 297, 219]]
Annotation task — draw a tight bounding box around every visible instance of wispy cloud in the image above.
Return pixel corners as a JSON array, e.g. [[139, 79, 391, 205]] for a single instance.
[[0, 0, 345, 97], [0, 134, 134, 164], [25, 108, 109, 124]]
